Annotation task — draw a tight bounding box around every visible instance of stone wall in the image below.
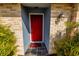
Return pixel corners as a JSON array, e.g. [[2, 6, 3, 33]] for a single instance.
[[49, 3, 75, 54], [0, 4, 24, 55], [75, 4, 79, 22]]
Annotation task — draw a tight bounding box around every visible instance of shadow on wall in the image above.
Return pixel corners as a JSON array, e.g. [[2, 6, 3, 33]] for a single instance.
[[21, 6, 30, 53]]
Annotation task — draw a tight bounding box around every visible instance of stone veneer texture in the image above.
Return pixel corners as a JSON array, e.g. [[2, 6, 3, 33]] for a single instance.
[[0, 4, 24, 55], [49, 4, 75, 54]]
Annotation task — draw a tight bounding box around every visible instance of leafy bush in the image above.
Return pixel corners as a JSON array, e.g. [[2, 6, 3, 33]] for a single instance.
[[54, 33, 79, 56], [0, 24, 17, 56], [54, 21, 79, 56]]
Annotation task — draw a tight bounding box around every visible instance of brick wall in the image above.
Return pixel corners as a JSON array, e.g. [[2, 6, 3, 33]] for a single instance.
[[0, 4, 24, 55]]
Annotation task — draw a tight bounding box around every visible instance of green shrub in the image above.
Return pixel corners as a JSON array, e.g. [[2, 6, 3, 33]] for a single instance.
[[0, 24, 17, 56], [54, 22, 79, 56], [54, 32, 79, 56]]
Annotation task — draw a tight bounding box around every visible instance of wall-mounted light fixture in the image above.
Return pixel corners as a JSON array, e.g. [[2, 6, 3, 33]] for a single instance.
[[55, 11, 65, 24]]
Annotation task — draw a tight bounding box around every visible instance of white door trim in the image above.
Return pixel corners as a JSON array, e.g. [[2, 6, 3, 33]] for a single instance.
[[29, 13, 44, 43]]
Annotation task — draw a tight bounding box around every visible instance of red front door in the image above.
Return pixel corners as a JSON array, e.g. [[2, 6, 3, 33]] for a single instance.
[[30, 14, 43, 42]]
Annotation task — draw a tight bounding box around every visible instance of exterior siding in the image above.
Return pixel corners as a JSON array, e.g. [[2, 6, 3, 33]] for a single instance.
[[0, 4, 24, 55]]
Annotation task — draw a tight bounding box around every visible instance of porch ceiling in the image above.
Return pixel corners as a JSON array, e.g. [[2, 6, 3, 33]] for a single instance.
[[22, 3, 50, 8]]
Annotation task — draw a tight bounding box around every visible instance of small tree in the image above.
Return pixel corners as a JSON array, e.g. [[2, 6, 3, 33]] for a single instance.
[[0, 24, 17, 56]]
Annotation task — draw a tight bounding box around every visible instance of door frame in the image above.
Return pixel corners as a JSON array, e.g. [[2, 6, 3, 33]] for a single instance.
[[29, 13, 44, 43]]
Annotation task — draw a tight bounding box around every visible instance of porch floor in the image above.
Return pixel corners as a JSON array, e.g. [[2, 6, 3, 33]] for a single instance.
[[25, 43, 48, 56]]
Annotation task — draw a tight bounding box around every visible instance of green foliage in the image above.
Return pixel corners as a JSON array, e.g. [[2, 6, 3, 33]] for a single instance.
[[54, 32, 79, 56], [54, 21, 79, 56], [0, 24, 17, 56], [65, 21, 79, 29], [65, 21, 79, 33]]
